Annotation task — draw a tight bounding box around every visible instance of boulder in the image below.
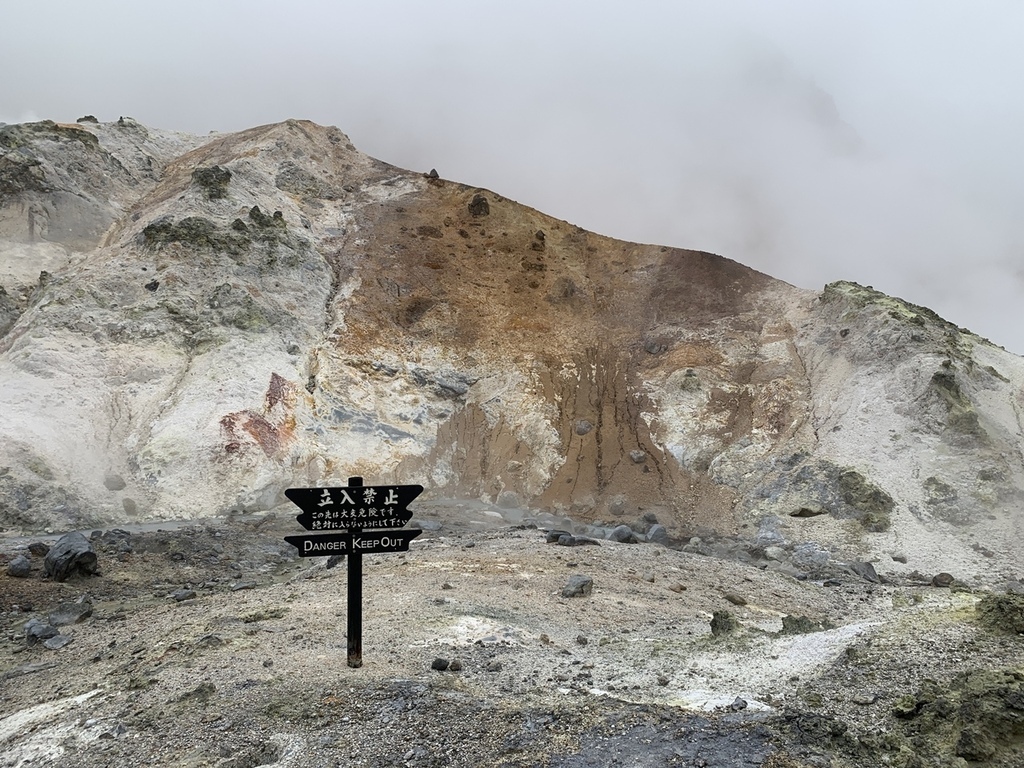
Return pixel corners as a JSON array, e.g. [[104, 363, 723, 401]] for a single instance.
[[7, 554, 31, 577], [44, 532, 98, 582], [608, 525, 638, 544], [562, 574, 593, 598]]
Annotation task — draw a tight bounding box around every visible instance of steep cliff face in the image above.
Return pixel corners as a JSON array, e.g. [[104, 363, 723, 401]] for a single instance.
[[1, 118, 1022, 579]]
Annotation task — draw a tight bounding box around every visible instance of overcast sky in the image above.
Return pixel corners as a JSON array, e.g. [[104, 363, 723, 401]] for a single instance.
[[2, 0, 1022, 353]]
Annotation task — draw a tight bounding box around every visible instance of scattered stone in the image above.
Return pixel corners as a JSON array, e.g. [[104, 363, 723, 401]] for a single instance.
[[575, 420, 593, 436], [468, 194, 489, 216], [642, 571, 655, 583], [852, 693, 878, 705], [230, 581, 256, 591], [763, 546, 786, 562], [442, 582, 454, 590], [448, 659, 463, 672], [431, 658, 450, 671], [724, 593, 747, 606], [608, 525, 638, 544], [485, 660, 503, 672], [629, 450, 647, 464], [849, 561, 880, 583], [710, 611, 738, 636], [24, 619, 58, 644], [730, 697, 748, 711], [562, 575, 593, 598], [28, 541, 49, 557], [657, 675, 670, 687], [196, 634, 224, 648], [790, 505, 827, 518], [48, 600, 93, 626], [546, 529, 572, 544], [932, 572, 955, 588], [647, 525, 669, 545], [822, 579, 842, 587], [668, 583, 687, 593], [43, 635, 73, 650], [44, 532, 98, 582], [263, 660, 273, 668], [426, 168, 439, 179], [171, 589, 197, 602], [103, 473, 127, 491], [576, 634, 588, 646], [891, 553, 908, 564], [7, 554, 31, 578], [791, 542, 831, 570], [144, 280, 159, 292]]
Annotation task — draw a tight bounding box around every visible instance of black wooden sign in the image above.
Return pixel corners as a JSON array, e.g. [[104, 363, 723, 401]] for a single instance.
[[283, 477, 424, 668], [285, 484, 422, 532]]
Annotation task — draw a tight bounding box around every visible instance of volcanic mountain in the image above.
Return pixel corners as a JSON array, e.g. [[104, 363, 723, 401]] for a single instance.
[[1, 117, 1022, 582]]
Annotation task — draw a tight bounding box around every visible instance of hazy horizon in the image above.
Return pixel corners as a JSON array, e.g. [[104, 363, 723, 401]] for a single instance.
[[2, 0, 1021, 352]]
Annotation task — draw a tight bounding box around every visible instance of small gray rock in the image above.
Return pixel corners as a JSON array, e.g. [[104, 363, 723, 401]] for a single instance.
[[575, 420, 593, 436], [849, 561, 880, 583], [629, 450, 647, 464], [431, 658, 450, 671], [49, 601, 93, 626], [647, 525, 669, 545], [103, 473, 127, 491], [448, 659, 463, 672], [7, 554, 31, 578], [608, 525, 638, 544], [24, 619, 58, 644], [562, 574, 593, 598], [730, 697, 748, 711], [171, 589, 196, 602], [28, 541, 49, 557], [932, 572, 955, 588], [763, 546, 787, 562], [43, 634, 73, 650]]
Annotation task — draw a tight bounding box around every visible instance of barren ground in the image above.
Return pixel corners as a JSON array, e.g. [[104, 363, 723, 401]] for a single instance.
[[2, 507, 1023, 768]]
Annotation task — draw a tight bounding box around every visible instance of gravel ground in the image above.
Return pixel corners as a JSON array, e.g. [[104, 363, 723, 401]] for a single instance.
[[2, 512, 1022, 767]]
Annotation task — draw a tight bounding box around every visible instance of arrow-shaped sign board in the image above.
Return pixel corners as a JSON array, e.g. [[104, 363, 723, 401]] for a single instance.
[[284, 529, 423, 557], [285, 484, 423, 532]]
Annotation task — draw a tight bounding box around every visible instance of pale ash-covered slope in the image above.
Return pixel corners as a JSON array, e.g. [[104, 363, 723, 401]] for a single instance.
[[0, 118, 1022, 582]]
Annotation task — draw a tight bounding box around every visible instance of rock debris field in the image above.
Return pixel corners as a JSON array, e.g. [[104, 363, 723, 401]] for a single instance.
[[2, 505, 1024, 768]]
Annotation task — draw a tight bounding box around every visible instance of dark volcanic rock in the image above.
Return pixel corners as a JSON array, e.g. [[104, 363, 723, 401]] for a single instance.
[[562, 575, 594, 598], [7, 554, 31, 577], [43, 532, 98, 581]]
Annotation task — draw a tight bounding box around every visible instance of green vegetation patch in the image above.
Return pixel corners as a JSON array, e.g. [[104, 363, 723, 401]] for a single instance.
[[242, 606, 288, 623], [977, 594, 1024, 635], [191, 165, 232, 199], [838, 469, 894, 532], [142, 216, 250, 254]]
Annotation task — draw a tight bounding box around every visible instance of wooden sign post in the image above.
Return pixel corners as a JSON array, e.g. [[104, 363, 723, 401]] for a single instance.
[[283, 476, 423, 667]]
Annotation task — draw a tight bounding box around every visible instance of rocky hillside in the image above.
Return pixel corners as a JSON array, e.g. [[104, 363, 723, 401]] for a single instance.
[[1, 117, 1022, 584]]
